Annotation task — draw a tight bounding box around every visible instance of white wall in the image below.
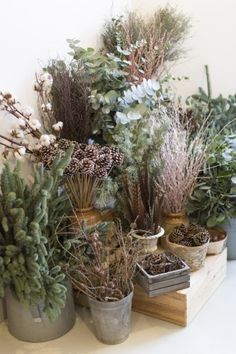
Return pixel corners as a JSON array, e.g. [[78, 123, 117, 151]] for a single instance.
[[0, 0, 131, 135], [133, 0, 236, 98]]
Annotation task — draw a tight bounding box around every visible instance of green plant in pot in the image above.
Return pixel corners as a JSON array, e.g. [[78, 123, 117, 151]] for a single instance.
[[0, 147, 76, 342], [59, 220, 139, 345], [120, 164, 164, 254]]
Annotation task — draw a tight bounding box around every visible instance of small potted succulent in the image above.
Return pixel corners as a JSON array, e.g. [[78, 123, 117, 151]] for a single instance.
[[166, 224, 210, 271], [121, 166, 164, 253], [136, 252, 190, 296], [0, 149, 76, 342], [60, 220, 139, 345]]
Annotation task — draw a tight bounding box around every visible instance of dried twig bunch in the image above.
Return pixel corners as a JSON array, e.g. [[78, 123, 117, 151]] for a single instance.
[[103, 6, 190, 83], [43, 60, 92, 142], [169, 224, 210, 247], [155, 106, 209, 214], [140, 252, 185, 275], [58, 220, 139, 301], [121, 165, 163, 234]]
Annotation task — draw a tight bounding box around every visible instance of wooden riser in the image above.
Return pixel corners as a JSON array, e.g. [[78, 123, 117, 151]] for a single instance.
[[132, 248, 227, 326]]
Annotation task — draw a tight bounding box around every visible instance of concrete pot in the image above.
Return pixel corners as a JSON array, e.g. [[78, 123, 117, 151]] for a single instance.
[[6, 281, 76, 342], [131, 227, 164, 253], [222, 218, 236, 260], [88, 291, 133, 345]]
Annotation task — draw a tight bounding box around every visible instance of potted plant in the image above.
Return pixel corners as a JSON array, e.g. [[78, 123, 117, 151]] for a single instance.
[[59, 220, 139, 345], [136, 252, 190, 296], [166, 224, 210, 271], [0, 148, 76, 342], [120, 165, 164, 253], [155, 105, 209, 243], [207, 228, 227, 255], [188, 135, 236, 259]]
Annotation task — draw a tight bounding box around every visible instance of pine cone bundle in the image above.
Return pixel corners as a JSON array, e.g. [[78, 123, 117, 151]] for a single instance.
[[169, 224, 209, 247]]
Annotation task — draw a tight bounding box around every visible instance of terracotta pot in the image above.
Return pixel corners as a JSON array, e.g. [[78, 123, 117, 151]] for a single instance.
[[207, 228, 228, 255], [161, 212, 189, 249], [131, 227, 165, 254], [71, 206, 102, 231]]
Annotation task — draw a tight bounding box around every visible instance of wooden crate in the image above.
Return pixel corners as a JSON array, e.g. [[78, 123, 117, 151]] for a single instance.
[[132, 248, 227, 326]]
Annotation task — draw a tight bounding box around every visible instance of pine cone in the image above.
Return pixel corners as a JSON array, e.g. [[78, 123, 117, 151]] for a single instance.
[[78, 158, 95, 175], [84, 145, 99, 161], [38, 145, 57, 168], [94, 166, 108, 179], [73, 148, 85, 161], [57, 138, 71, 151], [112, 151, 124, 166], [64, 158, 80, 176], [96, 153, 112, 170], [100, 146, 111, 155]]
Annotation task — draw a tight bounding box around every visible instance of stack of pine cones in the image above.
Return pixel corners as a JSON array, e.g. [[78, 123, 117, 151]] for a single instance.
[[141, 252, 184, 275], [169, 224, 209, 247], [37, 138, 124, 178]]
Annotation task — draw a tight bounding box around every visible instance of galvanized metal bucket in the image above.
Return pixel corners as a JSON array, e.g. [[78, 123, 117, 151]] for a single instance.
[[222, 218, 236, 260], [0, 297, 7, 322], [88, 291, 133, 345], [6, 281, 76, 342]]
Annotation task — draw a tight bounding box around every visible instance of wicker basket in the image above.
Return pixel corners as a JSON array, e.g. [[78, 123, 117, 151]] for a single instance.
[[165, 234, 209, 271]]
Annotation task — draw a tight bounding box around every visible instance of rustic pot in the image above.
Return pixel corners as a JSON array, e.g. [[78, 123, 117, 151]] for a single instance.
[[131, 227, 165, 253], [166, 234, 209, 271], [88, 291, 133, 345], [207, 228, 228, 255], [161, 212, 189, 249], [71, 206, 102, 231], [6, 281, 76, 342], [221, 218, 236, 260], [0, 297, 7, 322]]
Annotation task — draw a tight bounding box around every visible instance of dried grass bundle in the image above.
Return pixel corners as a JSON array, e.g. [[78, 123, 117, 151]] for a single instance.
[[47, 60, 91, 143], [155, 106, 209, 214]]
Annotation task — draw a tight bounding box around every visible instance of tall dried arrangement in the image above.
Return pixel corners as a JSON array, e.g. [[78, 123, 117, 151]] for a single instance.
[[57, 220, 139, 301], [65, 145, 124, 210], [45, 60, 92, 143], [103, 6, 190, 83], [155, 106, 209, 214], [121, 164, 163, 234]]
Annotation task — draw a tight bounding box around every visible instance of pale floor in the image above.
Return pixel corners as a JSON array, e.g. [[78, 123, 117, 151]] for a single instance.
[[0, 261, 236, 354]]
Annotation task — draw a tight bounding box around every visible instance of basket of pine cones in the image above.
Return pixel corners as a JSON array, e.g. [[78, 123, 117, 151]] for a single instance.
[[166, 224, 210, 271]]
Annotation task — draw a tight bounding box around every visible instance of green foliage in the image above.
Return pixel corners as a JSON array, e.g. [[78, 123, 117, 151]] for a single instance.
[[188, 135, 236, 227], [186, 65, 236, 132], [0, 147, 73, 321]]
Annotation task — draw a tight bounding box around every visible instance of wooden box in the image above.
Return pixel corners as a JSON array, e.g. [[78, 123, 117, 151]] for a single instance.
[[136, 255, 190, 297], [132, 248, 227, 326]]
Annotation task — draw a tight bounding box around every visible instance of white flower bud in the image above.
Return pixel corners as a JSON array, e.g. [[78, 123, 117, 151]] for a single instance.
[[49, 134, 56, 143], [22, 105, 34, 117], [40, 134, 51, 147], [52, 121, 63, 131], [18, 118, 26, 128], [29, 117, 41, 130]]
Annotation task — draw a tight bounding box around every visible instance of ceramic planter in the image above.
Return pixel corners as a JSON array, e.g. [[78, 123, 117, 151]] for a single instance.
[[88, 291, 133, 345], [207, 228, 227, 255], [6, 281, 76, 342], [221, 218, 236, 260], [166, 234, 209, 271], [131, 227, 164, 253], [136, 253, 190, 297]]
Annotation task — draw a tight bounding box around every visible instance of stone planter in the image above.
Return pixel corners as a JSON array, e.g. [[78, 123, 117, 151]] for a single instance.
[[207, 228, 228, 255], [88, 291, 133, 345], [6, 281, 76, 342], [131, 227, 164, 253], [222, 218, 236, 260]]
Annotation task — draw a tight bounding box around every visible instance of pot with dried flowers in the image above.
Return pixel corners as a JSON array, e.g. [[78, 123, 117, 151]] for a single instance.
[[64, 144, 124, 229], [121, 166, 164, 253], [58, 220, 139, 345], [155, 105, 209, 247], [166, 224, 210, 271]]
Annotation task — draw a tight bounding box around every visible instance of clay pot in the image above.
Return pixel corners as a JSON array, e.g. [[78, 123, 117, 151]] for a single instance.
[[71, 206, 102, 231], [207, 228, 227, 255], [161, 212, 189, 249]]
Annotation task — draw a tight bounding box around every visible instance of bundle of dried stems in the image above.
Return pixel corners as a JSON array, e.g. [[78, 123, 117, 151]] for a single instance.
[[57, 220, 139, 301], [155, 107, 209, 214], [46, 61, 91, 143]]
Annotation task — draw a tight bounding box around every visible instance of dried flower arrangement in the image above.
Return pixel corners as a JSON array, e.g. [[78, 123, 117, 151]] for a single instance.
[[155, 105, 209, 214], [102, 6, 190, 83], [58, 220, 139, 301]]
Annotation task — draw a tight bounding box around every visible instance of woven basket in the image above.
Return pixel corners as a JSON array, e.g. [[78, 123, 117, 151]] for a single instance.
[[165, 234, 209, 271]]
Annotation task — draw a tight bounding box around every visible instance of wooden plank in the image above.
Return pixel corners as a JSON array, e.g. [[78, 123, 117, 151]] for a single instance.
[[136, 273, 190, 291], [132, 249, 227, 326]]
